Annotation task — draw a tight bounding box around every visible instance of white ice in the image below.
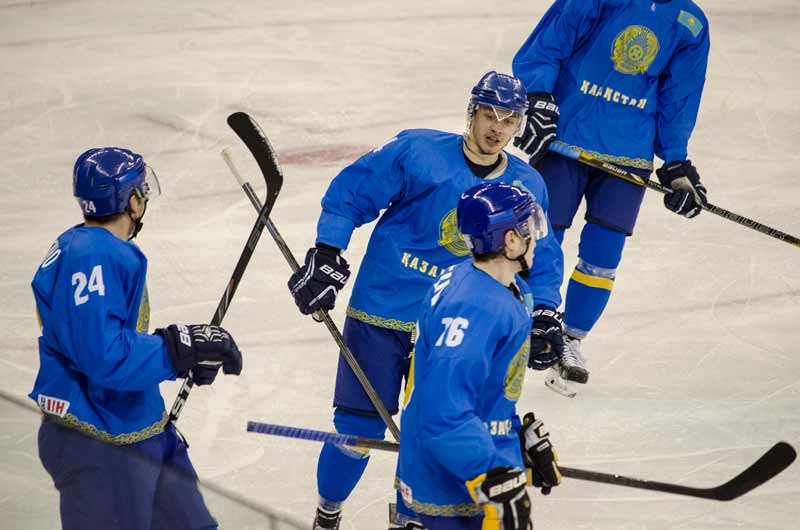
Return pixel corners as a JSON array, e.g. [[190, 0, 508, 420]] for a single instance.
[[1, 1, 799, 529]]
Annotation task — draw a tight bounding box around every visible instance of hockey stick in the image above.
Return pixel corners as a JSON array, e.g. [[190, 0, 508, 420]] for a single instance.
[[247, 421, 797, 501], [220, 146, 401, 442], [548, 142, 800, 249], [168, 112, 283, 423]]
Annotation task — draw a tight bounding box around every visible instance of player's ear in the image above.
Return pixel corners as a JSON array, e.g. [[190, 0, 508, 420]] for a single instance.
[[504, 228, 520, 251], [128, 191, 146, 218]]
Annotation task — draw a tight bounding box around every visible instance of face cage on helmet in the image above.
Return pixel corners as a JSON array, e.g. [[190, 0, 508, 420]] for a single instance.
[[461, 200, 548, 254], [139, 165, 161, 201], [514, 201, 548, 243], [466, 103, 527, 137]]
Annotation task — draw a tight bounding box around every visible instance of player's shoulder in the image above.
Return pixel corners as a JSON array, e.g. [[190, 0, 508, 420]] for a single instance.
[[398, 128, 459, 150], [502, 153, 548, 196], [677, 0, 708, 20], [398, 128, 458, 142], [667, 0, 709, 39], [372, 129, 457, 158], [431, 263, 521, 319], [61, 225, 145, 273], [392, 129, 462, 166], [504, 151, 538, 173]]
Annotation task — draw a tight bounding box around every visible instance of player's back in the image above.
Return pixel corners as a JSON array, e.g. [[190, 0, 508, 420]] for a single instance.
[[30, 225, 172, 443], [396, 261, 533, 513]]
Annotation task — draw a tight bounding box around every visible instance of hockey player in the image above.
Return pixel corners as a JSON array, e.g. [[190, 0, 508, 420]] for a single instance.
[[395, 182, 562, 530], [512, 0, 710, 396], [30, 147, 243, 530], [286, 71, 564, 530]]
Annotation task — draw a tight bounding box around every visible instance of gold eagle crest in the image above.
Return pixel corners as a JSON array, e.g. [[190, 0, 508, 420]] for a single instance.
[[136, 285, 150, 333], [438, 208, 470, 256], [611, 25, 659, 75], [504, 338, 530, 401]]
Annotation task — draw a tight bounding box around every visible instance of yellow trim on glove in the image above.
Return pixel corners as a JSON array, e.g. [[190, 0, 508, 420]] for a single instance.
[[465, 473, 487, 504]]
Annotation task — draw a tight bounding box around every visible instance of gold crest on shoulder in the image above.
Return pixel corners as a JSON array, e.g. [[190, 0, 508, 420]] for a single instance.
[[438, 208, 470, 256], [611, 25, 659, 75]]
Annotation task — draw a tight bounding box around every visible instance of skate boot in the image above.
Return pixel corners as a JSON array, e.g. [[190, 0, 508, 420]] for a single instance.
[[545, 335, 589, 398], [313, 506, 342, 530]]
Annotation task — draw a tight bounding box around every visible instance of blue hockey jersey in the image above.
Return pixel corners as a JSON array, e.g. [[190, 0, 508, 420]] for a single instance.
[[395, 262, 533, 515], [317, 129, 563, 332], [513, 0, 710, 169], [29, 225, 176, 444]]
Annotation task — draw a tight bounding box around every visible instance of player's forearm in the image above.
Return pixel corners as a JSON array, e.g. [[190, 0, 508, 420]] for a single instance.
[[75, 331, 176, 391], [427, 416, 498, 482], [316, 210, 356, 251], [655, 111, 697, 164], [511, 52, 561, 94], [529, 235, 564, 308]]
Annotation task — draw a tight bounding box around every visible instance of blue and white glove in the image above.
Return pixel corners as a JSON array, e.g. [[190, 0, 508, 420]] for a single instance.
[[656, 160, 708, 218], [156, 324, 242, 385], [288, 244, 351, 315], [514, 92, 559, 165], [528, 306, 564, 370]]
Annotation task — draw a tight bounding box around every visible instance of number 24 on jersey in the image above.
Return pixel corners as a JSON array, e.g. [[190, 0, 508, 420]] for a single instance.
[[72, 265, 105, 306]]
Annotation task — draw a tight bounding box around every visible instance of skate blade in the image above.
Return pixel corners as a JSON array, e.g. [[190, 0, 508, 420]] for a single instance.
[[545, 374, 578, 398], [563, 366, 589, 384]]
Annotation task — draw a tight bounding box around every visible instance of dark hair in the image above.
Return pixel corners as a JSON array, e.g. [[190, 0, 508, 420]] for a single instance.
[[83, 211, 125, 225], [473, 249, 502, 262]]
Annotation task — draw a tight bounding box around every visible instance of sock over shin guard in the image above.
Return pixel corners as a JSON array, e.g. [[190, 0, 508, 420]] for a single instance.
[[316, 408, 388, 503], [564, 222, 626, 337]]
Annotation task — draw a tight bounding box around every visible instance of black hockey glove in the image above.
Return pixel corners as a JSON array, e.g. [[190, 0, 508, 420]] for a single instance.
[[467, 467, 531, 530], [156, 324, 243, 385], [513, 92, 559, 165], [288, 244, 351, 315], [656, 160, 708, 219], [519, 413, 562, 495], [529, 306, 564, 370]]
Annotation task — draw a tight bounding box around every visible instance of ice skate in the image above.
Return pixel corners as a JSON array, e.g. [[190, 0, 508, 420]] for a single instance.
[[313, 506, 342, 530], [545, 336, 588, 397]]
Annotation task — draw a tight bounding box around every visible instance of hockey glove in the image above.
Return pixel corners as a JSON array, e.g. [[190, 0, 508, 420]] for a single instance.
[[513, 92, 559, 165], [467, 467, 531, 530], [529, 306, 564, 370], [519, 413, 562, 495], [156, 324, 243, 385], [656, 160, 708, 219], [288, 244, 351, 315]]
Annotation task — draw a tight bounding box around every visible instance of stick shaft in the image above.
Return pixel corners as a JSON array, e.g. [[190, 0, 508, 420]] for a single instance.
[[549, 142, 800, 248], [223, 151, 401, 442], [247, 421, 795, 501]]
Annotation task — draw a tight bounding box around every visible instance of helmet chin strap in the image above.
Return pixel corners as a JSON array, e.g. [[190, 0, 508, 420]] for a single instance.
[[502, 238, 532, 279], [126, 201, 147, 240]]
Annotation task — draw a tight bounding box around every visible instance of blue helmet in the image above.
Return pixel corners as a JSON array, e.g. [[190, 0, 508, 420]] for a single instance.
[[469, 71, 528, 116], [457, 182, 546, 255], [73, 147, 159, 217]]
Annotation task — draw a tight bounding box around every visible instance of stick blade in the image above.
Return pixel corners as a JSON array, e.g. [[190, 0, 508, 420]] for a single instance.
[[226, 112, 283, 202], [711, 442, 797, 501]]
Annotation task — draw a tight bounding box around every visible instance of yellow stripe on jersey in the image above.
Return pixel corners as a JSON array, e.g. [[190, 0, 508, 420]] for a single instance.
[[571, 269, 615, 291]]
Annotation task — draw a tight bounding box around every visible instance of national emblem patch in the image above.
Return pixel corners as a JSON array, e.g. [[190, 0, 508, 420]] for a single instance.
[[438, 208, 470, 256], [611, 25, 660, 75]]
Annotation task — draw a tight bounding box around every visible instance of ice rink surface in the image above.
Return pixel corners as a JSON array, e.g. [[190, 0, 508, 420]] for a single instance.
[[1, 0, 799, 528]]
